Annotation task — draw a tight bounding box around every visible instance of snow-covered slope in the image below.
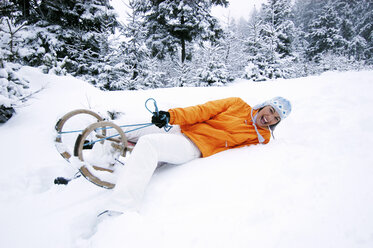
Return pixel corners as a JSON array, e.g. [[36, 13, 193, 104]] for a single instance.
[[1, 67, 372, 248]]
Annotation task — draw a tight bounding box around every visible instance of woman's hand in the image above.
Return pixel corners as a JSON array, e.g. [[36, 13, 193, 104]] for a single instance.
[[152, 111, 170, 128]]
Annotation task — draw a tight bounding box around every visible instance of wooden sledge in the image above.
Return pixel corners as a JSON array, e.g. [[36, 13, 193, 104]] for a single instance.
[[54, 109, 135, 189]]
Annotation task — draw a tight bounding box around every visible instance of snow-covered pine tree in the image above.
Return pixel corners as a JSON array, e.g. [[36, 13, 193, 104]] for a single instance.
[[336, 1, 355, 46], [355, 0, 373, 63], [0, 16, 27, 63], [97, 0, 155, 90], [243, 6, 267, 81], [0, 1, 17, 22], [137, 0, 228, 86], [39, 0, 118, 80], [262, 0, 295, 59], [192, 42, 233, 86], [291, 0, 325, 73], [306, 1, 346, 62], [2, 0, 118, 83], [139, 0, 227, 63], [236, 17, 250, 38], [327, 0, 365, 65], [244, 0, 295, 81], [218, 15, 247, 79], [291, 0, 372, 73], [0, 17, 30, 121], [292, 0, 325, 36], [0, 60, 29, 108]]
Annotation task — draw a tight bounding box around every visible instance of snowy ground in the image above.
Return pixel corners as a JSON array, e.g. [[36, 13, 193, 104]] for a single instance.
[[0, 67, 373, 248]]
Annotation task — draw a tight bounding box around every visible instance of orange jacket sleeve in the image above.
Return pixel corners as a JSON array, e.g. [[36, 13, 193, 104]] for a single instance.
[[168, 97, 241, 125]]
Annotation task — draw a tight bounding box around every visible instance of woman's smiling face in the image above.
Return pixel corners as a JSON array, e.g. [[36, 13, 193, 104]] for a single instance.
[[256, 106, 281, 129]]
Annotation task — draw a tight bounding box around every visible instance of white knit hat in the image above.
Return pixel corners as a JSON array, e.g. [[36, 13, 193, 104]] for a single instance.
[[254, 96, 292, 120]]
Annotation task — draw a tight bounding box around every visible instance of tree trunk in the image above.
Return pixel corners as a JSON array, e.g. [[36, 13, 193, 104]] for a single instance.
[[181, 38, 186, 64], [180, 13, 187, 64], [20, 0, 30, 19]]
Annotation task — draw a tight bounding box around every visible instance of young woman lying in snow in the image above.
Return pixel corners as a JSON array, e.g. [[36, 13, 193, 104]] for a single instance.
[[103, 96, 292, 216]]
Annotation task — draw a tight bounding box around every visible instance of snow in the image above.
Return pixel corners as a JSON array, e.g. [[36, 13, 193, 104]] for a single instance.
[[0, 93, 13, 106], [0, 69, 8, 79], [1, 67, 373, 248]]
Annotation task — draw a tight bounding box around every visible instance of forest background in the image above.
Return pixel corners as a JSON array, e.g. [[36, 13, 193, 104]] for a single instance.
[[0, 0, 372, 116]]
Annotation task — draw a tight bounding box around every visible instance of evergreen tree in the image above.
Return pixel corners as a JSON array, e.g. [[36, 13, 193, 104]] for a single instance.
[[335, 1, 355, 42], [244, 0, 296, 81], [0, 19, 30, 121], [138, 0, 228, 64], [332, 0, 364, 60], [193, 42, 233, 86], [355, 0, 373, 63], [306, 1, 346, 61], [244, 6, 268, 81], [0, 1, 17, 21], [292, 0, 325, 35], [38, 0, 118, 76], [0, 17, 30, 109], [97, 0, 152, 90], [261, 0, 295, 59], [218, 15, 246, 79], [2, 0, 119, 81]]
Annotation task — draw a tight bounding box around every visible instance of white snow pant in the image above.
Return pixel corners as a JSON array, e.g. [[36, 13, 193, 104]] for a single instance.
[[107, 125, 201, 212]]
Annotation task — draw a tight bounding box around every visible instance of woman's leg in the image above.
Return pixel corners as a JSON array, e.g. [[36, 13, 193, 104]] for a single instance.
[[107, 132, 201, 212]]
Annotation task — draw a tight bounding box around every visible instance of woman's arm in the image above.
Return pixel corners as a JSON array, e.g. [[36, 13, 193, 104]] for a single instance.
[[168, 97, 242, 125]]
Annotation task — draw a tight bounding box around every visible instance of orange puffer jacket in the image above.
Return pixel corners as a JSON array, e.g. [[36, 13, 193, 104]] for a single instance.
[[168, 97, 271, 157]]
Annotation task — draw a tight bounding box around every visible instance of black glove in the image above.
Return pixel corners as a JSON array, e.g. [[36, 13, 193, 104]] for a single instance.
[[152, 111, 170, 128]]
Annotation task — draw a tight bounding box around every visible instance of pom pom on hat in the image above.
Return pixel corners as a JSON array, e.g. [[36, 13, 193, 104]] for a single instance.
[[254, 96, 292, 120]]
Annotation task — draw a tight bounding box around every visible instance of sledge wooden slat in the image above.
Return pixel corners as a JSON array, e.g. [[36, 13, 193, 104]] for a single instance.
[[79, 166, 115, 189], [61, 152, 71, 159], [92, 165, 114, 173]]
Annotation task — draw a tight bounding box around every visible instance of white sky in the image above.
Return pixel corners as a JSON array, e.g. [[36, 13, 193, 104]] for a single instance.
[[212, 0, 267, 21]]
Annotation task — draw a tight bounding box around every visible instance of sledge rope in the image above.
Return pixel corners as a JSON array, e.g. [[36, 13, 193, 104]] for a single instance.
[[145, 98, 172, 132]]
